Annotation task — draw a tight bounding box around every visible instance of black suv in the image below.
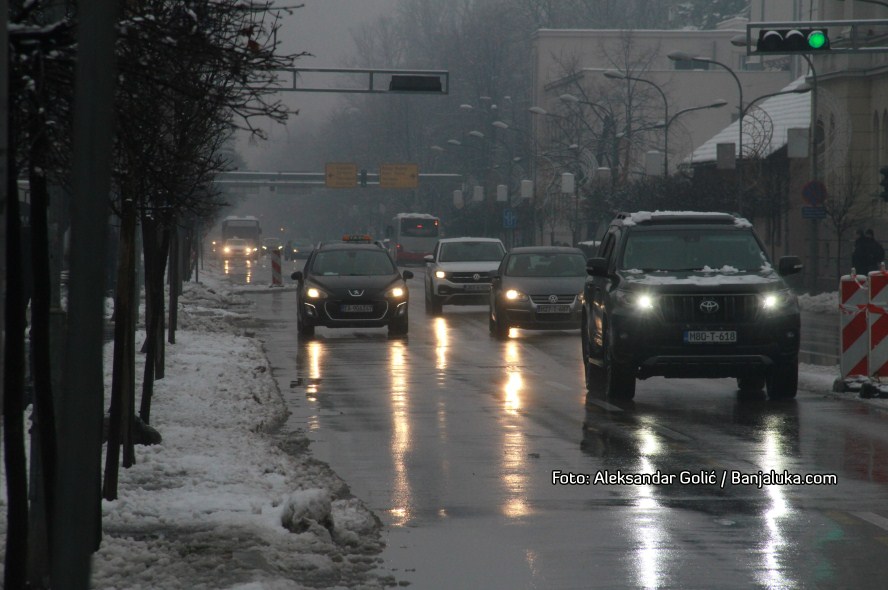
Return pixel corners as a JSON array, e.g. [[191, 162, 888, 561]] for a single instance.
[[291, 236, 413, 338], [582, 211, 802, 400]]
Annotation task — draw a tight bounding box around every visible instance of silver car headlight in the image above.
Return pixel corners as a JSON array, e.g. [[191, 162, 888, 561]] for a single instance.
[[435, 270, 447, 279], [613, 289, 656, 312]]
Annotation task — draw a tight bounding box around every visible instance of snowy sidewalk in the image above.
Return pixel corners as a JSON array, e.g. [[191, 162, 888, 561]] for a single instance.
[[2, 275, 394, 589]]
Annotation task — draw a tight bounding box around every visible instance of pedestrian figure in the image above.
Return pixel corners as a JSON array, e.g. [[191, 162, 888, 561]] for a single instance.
[[865, 229, 885, 273], [852, 229, 868, 274]]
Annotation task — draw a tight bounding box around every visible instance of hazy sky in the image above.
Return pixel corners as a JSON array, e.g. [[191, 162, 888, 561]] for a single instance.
[[237, 0, 399, 169]]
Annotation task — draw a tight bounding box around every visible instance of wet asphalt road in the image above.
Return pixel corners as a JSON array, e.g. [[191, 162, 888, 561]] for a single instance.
[[231, 262, 888, 589]]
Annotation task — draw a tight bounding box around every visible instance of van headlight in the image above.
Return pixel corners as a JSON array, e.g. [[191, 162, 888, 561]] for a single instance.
[[614, 290, 656, 312], [505, 289, 528, 301]]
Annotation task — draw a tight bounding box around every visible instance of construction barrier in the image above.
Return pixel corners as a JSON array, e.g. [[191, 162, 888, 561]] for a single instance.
[[868, 268, 888, 378], [271, 248, 283, 286], [839, 272, 869, 379]]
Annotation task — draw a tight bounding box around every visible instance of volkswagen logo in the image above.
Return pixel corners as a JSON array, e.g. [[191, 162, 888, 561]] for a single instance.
[[348, 289, 364, 297], [473, 273, 481, 281], [548, 294, 559, 304], [699, 299, 719, 314]]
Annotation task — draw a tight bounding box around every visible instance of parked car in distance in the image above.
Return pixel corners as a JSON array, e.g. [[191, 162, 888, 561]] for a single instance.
[[286, 238, 314, 261], [581, 210, 802, 401], [291, 235, 413, 338], [424, 237, 506, 315], [221, 238, 255, 261], [261, 237, 283, 255], [489, 246, 587, 339]]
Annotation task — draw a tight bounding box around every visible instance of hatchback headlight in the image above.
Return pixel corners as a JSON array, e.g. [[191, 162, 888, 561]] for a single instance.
[[505, 289, 528, 301], [388, 287, 406, 298], [614, 289, 656, 312], [305, 286, 327, 299], [435, 270, 447, 279], [760, 290, 795, 311]]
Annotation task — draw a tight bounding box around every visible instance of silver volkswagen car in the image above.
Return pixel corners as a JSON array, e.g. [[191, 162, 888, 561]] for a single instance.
[[424, 237, 506, 315], [489, 246, 587, 339]]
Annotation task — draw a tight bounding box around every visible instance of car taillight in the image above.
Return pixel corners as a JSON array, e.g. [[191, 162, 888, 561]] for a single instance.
[[396, 243, 402, 250]]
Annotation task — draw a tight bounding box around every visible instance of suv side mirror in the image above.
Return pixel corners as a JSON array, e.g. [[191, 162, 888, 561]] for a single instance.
[[777, 256, 803, 276], [587, 257, 609, 277], [291, 271, 303, 281], [402, 270, 414, 280], [424, 255, 434, 263]]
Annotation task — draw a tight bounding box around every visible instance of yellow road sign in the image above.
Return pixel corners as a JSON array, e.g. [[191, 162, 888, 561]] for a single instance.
[[379, 163, 419, 189], [325, 162, 357, 188]]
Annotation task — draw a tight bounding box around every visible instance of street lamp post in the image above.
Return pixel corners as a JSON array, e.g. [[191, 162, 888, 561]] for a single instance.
[[668, 50, 745, 210], [652, 100, 729, 165], [603, 70, 670, 176]]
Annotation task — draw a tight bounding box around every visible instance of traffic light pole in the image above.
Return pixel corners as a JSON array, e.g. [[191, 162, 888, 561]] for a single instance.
[[802, 54, 821, 293]]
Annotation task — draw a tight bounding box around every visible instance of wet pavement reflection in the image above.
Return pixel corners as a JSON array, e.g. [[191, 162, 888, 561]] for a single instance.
[[243, 269, 888, 589]]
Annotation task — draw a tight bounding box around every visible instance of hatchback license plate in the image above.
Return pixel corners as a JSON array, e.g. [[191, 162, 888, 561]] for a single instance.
[[537, 304, 571, 314], [341, 304, 373, 313], [684, 330, 737, 343], [464, 284, 489, 292]]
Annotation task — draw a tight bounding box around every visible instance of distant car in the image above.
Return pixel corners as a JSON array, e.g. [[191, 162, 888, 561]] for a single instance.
[[221, 238, 255, 261], [424, 237, 506, 315], [291, 236, 414, 338], [489, 246, 587, 339], [261, 237, 283, 256], [287, 238, 314, 261]]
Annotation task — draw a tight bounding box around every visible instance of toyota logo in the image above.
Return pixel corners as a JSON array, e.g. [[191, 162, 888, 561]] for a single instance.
[[548, 294, 559, 304], [473, 273, 481, 281], [348, 289, 364, 297], [699, 299, 719, 314]]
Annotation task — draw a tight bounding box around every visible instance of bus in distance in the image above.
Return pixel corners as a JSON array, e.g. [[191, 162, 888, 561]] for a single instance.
[[389, 213, 440, 265]]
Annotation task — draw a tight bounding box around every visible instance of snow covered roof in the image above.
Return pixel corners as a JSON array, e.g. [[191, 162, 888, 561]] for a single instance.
[[620, 210, 751, 227], [684, 76, 810, 165], [438, 236, 504, 243]]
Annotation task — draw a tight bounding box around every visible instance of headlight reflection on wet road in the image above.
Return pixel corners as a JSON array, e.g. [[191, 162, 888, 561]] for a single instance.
[[501, 339, 529, 518], [634, 426, 666, 590], [389, 340, 413, 526], [758, 418, 792, 589]]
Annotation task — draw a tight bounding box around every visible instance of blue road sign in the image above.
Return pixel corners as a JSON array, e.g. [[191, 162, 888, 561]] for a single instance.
[[801, 206, 826, 219], [503, 208, 518, 229]]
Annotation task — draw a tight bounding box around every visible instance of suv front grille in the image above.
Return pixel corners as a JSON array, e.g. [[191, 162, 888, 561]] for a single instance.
[[658, 294, 759, 323], [530, 294, 577, 304], [449, 271, 492, 283]]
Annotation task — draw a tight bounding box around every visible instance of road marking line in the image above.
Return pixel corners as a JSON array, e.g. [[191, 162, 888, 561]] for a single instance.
[[852, 512, 888, 532]]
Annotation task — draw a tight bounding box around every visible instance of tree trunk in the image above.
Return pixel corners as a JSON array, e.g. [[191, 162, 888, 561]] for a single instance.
[[4, 124, 29, 590], [103, 199, 137, 500], [139, 217, 170, 424], [168, 226, 178, 345]]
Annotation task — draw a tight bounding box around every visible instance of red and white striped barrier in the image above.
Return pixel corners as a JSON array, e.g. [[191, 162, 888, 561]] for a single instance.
[[868, 268, 888, 378], [840, 273, 869, 379], [271, 248, 283, 286]]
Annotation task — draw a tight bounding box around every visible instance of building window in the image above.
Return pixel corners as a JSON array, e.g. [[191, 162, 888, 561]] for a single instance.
[[673, 59, 710, 70]]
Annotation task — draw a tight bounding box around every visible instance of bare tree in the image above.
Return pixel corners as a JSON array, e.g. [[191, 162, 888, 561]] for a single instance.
[[823, 161, 870, 281]]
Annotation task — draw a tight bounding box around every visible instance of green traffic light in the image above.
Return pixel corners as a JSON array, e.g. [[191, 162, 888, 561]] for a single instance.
[[808, 30, 827, 49]]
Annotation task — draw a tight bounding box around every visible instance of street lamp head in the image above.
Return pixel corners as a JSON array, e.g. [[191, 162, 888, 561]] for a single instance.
[[468, 130, 485, 138], [667, 50, 695, 62], [430, 145, 445, 152], [528, 106, 548, 115], [559, 93, 580, 103], [603, 70, 625, 80], [447, 139, 462, 146], [459, 103, 474, 111], [709, 99, 729, 108], [730, 34, 748, 47], [492, 120, 509, 129]]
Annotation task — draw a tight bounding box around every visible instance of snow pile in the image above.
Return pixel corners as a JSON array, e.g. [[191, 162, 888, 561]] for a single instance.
[[797, 291, 838, 314]]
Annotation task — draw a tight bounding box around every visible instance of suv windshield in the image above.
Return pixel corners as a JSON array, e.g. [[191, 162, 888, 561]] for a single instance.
[[440, 241, 505, 262], [507, 253, 587, 277], [312, 249, 395, 276], [621, 229, 769, 272]]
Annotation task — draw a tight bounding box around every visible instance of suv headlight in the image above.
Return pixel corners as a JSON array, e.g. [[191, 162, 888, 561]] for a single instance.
[[613, 289, 656, 312], [505, 289, 528, 301], [760, 290, 795, 311], [387, 286, 406, 298], [305, 286, 327, 299], [435, 270, 447, 279]]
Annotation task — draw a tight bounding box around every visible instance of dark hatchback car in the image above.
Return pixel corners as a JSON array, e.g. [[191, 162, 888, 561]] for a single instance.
[[582, 211, 802, 400], [489, 246, 587, 339], [291, 237, 413, 338]]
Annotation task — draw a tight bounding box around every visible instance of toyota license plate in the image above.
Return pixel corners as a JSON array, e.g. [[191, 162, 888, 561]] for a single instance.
[[464, 284, 489, 292], [537, 304, 571, 314], [341, 304, 373, 313], [683, 330, 737, 343]]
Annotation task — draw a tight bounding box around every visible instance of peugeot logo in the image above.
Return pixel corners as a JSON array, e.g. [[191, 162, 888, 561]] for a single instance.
[[348, 289, 364, 297], [699, 299, 719, 314], [473, 273, 481, 281], [548, 294, 559, 304]]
